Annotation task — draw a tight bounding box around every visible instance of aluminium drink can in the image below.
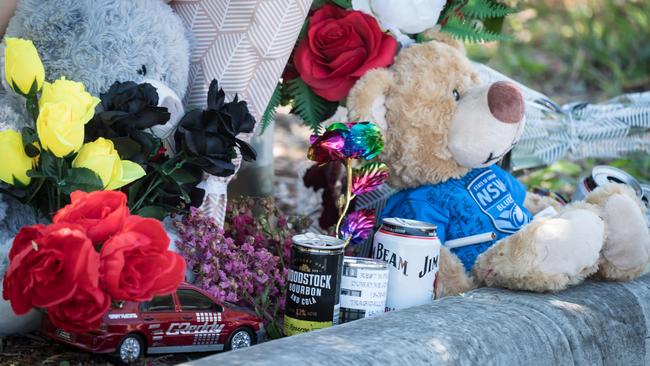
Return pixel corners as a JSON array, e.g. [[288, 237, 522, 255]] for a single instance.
[[572, 165, 643, 201], [339, 257, 389, 323], [284, 233, 344, 336], [373, 218, 441, 311]]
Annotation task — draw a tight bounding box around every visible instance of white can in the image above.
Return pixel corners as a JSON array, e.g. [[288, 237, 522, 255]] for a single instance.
[[572, 165, 643, 201], [339, 257, 389, 323], [373, 218, 441, 311]]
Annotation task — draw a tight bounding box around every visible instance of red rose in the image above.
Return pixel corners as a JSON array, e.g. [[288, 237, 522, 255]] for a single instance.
[[53, 190, 129, 245], [2, 224, 99, 315], [8, 224, 46, 261], [100, 216, 186, 302], [47, 285, 111, 333], [294, 4, 398, 101]]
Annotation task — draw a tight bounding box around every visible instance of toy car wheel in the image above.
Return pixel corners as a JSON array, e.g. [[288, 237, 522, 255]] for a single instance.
[[226, 328, 253, 350], [117, 334, 144, 364]]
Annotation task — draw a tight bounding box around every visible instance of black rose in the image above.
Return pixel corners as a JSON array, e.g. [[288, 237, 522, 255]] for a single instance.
[[85, 81, 170, 161], [174, 80, 256, 177]]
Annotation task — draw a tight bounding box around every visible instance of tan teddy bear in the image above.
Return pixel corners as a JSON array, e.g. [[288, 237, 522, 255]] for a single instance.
[[347, 30, 650, 297]]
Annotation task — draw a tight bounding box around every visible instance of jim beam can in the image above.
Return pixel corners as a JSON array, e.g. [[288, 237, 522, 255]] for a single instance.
[[373, 218, 441, 311], [339, 257, 389, 323], [572, 165, 643, 201], [284, 233, 344, 336]]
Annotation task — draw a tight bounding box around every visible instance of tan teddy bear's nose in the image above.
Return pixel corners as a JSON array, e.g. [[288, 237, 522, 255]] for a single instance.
[[487, 81, 524, 124]]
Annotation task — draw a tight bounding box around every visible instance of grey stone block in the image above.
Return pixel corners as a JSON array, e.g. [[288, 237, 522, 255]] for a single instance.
[[183, 274, 650, 366]]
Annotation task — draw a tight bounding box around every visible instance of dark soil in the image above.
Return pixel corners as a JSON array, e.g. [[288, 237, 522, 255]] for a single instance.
[[0, 333, 215, 366]]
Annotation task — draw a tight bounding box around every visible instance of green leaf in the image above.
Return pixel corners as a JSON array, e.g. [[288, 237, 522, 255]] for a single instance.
[[21, 127, 40, 157], [169, 168, 200, 185], [127, 178, 145, 207], [461, 0, 516, 19], [60, 168, 104, 195], [135, 206, 167, 220], [265, 322, 284, 339], [330, 0, 352, 8], [39, 151, 59, 178], [111, 136, 142, 160], [441, 16, 510, 43], [310, 0, 329, 10], [260, 82, 283, 135], [287, 78, 337, 132]]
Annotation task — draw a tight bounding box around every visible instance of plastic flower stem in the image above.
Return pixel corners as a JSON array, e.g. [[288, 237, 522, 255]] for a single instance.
[[55, 158, 63, 210], [25, 94, 39, 123], [131, 177, 162, 212], [25, 177, 45, 204], [335, 158, 354, 241]]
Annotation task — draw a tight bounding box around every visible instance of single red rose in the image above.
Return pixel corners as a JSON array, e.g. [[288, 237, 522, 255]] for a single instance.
[[2, 223, 99, 315], [294, 4, 398, 101], [100, 216, 186, 302], [47, 284, 111, 333], [53, 190, 129, 245], [8, 224, 46, 261]]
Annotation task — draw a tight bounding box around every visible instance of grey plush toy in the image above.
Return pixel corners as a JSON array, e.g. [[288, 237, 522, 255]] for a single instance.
[[0, 0, 190, 335]]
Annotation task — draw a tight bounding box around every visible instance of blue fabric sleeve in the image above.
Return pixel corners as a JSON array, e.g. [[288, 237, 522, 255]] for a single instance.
[[492, 165, 527, 206], [381, 199, 448, 243]]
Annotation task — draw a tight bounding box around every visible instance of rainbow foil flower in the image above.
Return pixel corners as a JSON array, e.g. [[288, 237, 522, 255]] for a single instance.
[[307, 129, 346, 163], [340, 209, 375, 245], [352, 162, 389, 195], [307, 122, 384, 163], [343, 122, 384, 160]]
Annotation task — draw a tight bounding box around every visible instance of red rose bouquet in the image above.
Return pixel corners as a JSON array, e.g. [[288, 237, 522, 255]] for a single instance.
[[2, 190, 186, 333]]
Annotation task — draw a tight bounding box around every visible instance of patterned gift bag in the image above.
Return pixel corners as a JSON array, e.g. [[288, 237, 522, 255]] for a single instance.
[[171, 0, 312, 224]]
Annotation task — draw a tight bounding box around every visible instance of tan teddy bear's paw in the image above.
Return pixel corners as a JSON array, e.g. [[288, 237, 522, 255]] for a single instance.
[[473, 207, 604, 292], [588, 190, 650, 281]]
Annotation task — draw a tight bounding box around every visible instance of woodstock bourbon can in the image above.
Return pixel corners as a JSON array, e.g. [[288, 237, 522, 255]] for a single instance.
[[284, 233, 344, 336], [373, 218, 441, 311]]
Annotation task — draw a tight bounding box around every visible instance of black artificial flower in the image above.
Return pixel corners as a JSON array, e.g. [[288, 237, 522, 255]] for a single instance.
[[85, 81, 170, 161], [174, 80, 256, 177]]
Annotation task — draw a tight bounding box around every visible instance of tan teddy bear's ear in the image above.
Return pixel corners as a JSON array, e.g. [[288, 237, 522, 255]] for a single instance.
[[420, 26, 466, 54], [347, 68, 394, 131]]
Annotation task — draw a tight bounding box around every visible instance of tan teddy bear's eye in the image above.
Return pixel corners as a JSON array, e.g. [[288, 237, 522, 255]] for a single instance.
[[453, 89, 461, 101]]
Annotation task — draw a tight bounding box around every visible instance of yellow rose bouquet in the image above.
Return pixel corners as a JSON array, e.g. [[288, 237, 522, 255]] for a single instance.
[[0, 38, 145, 216]]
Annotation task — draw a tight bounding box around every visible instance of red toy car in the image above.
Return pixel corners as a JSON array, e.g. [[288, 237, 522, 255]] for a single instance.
[[40, 283, 265, 364]]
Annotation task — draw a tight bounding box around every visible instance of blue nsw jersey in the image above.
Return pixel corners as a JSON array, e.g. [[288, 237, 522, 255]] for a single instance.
[[381, 165, 532, 272]]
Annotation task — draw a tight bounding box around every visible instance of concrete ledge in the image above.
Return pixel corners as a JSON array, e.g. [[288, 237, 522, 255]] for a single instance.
[[184, 274, 650, 366]]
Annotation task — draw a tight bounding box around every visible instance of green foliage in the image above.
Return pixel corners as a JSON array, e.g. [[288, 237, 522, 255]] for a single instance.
[[462, 0, 515, 19], [441, 0, 514, 43], [442, 17, 509, 43], [260, 82, 283, 135], [287, 78, 337, 132]]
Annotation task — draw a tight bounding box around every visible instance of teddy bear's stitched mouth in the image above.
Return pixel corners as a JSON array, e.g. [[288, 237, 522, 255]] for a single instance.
[[482, 142, 517, 165]]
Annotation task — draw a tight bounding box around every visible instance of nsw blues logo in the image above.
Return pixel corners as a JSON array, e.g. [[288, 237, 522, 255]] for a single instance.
[[467, 170, 529, 233]]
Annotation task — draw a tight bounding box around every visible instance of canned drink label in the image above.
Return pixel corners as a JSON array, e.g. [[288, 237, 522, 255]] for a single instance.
[[374, 224, 441, 311], [340, 263, 389, 322], [284, 240, 343, 336]]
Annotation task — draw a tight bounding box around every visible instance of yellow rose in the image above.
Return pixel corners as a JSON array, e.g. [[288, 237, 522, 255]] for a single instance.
[[39, 77, 100, 125], [4, 37, 45, 95], [37, 102, 85, 157], [0, 130, 36, 186], [72, 138, 145, 190], [36, 78, 100, 157]]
